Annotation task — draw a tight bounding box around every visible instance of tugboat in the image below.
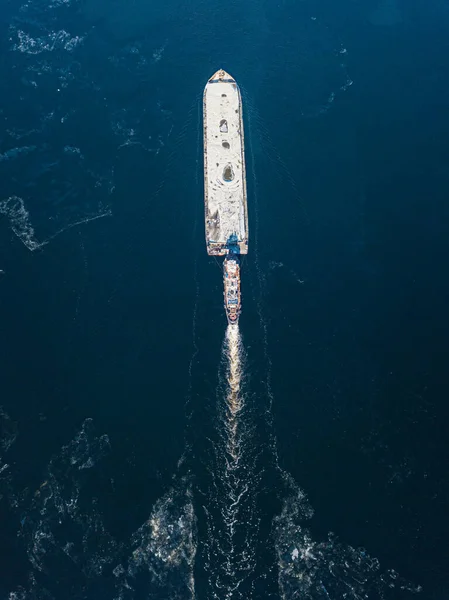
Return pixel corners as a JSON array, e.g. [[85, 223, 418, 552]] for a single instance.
[[223, 254, 241, 325]]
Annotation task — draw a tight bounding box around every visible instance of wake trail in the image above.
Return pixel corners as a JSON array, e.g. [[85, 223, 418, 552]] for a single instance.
[[45, 210, 112, 244], [201, 324, 262, 600], [223, 325, 244, 472]]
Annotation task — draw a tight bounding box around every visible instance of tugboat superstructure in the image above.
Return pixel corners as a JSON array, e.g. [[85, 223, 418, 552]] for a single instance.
[[223, 255, 241, 325]]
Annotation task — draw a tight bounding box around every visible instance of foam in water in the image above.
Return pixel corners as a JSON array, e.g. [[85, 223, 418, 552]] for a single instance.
[[0, 407, 19, 453], [12, 29, 84, 55], [273, 475, 422, 599], [224, 325, 244, 461], [0, 147, 37, 162], [114, 482, 197, 600], [0, 408, 18, 505], [0, 195, 112, 252], [201, 324, 262, 599], [0, 196, 45, 251], [2, 418, 197, 599]]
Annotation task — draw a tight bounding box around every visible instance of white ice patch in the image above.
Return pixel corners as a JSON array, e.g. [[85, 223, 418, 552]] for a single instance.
[[64, 145, 84, 159], [0, 196, 44, 251], [12, 28, 84, 54], [0, 195, 111, 252], [119, 484, 197, 599], [48, 0, 73, 6], [15, 419, 113, 575], [0, 408, 18, 455], [0, 146, 37, 162], [152, 42, 167, 63], [273, 475, 421, 599], [3, 417, 197, 599]]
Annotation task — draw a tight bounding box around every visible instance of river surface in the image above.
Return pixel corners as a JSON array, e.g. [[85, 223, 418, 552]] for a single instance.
[[1, 0, 448, 598]]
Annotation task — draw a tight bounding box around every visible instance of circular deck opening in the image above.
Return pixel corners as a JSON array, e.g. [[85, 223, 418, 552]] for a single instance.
[[222, 141, 230, 149], [223, 163, 235, 182]]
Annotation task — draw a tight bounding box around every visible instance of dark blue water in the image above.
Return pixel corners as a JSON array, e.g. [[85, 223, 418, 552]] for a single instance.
[[1, 0, 448, 598]]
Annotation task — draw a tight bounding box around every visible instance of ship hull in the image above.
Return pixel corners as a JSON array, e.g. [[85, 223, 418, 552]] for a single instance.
[[203, 70, 248, 256]]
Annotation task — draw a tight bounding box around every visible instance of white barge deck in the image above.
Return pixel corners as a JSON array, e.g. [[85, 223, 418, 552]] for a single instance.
[[203, 69, 248, 256]]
